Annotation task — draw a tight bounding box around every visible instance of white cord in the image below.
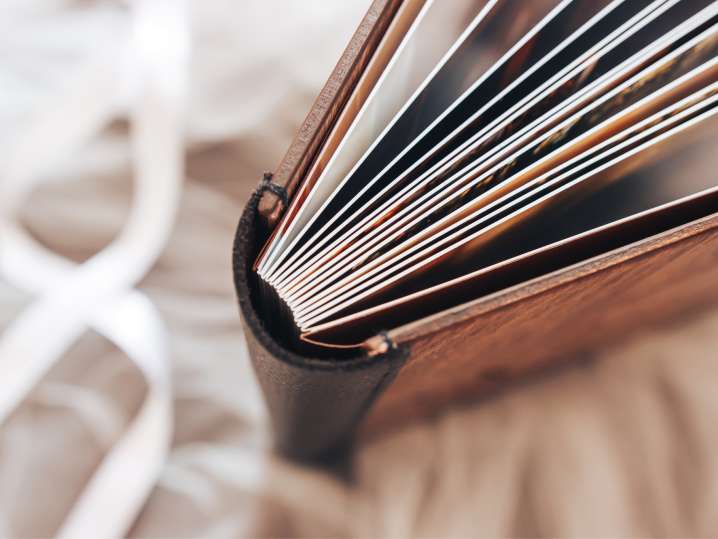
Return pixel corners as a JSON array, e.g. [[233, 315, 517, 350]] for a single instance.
[[0, 0, 188, 537]]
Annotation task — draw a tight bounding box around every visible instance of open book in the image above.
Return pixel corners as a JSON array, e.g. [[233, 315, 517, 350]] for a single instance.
[[253, 0, 718, 350]]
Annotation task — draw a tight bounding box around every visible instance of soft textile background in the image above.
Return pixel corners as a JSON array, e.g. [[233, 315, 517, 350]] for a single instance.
[[2, 1, 718, 537]]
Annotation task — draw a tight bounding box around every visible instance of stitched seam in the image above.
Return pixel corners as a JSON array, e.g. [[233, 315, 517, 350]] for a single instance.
[[377, 330, 397, 351], [341, 343, 409, 449], [260, 171, 289, 206]]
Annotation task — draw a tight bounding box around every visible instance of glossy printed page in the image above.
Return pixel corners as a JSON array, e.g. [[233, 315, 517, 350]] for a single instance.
[[258, 0, 569, 277], [297, 98, 718, 332], [275, 0, 718, 303], [255, 0, 477, 270], [305, 104, 718, 344]]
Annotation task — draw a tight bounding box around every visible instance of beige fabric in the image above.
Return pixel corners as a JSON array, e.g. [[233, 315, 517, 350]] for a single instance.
[[2, 1, 718, 537]]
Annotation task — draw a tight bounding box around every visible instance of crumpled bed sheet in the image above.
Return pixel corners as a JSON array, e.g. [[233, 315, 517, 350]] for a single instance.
[[1, 1, 718, 537]]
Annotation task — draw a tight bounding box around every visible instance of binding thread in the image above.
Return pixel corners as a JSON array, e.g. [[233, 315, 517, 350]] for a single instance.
[[260, 171, 289, 206], [379, 330, 397, 351]]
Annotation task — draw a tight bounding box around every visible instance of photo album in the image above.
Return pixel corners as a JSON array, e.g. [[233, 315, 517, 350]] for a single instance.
[[234, 0, 718, 456], [253, 0, 718, 348]]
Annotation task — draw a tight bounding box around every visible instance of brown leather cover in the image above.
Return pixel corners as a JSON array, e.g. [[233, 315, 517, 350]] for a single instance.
[[233, 0, 718, 460], [233, 188, 408, 460]]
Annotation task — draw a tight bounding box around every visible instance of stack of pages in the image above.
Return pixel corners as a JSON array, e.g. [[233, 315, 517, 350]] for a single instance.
[[253, 0, 718, 348]]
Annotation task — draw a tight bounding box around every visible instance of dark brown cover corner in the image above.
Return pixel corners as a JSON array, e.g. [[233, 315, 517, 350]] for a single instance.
[[232, 188, 408, 461], [231, 0, 407, 461]]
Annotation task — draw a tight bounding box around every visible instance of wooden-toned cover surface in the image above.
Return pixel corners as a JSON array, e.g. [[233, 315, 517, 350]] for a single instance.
[[362, 211, 718, 437]]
